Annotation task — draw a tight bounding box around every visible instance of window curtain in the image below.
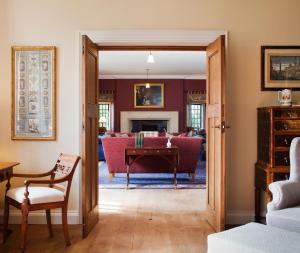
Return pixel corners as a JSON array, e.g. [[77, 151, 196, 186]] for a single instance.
[[187, 90, 206, 104], [99, 90, 114, 102]]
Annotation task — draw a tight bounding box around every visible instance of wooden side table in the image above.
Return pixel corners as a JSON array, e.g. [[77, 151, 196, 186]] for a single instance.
[[125, 146, 179, 189], [0, 162, 19, 243]]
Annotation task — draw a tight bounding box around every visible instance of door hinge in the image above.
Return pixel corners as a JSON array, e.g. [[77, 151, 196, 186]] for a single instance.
[[82, 45, 85, 54]]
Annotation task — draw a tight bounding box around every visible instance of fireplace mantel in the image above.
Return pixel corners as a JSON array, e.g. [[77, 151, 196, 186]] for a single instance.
[[120, 111, 179, 133]]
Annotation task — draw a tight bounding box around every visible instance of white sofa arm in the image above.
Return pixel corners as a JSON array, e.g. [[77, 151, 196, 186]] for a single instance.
[[267, 180, 300, 212]]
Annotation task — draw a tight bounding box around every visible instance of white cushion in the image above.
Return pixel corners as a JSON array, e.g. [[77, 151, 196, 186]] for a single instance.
[[267, 206, 300, 233], [6, 186, 65, 204], [207, 223, 300, 253]]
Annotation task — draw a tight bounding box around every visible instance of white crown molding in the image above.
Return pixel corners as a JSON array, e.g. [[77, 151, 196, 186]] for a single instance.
[[99, 74, 207, 80], [80, 30, 227, 46]]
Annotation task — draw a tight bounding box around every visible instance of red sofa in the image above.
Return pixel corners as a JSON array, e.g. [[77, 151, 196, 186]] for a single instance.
[[102, 137, 202, 178]]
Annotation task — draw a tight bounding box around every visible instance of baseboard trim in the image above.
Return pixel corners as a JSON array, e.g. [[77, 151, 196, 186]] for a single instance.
[[226, 210, 255, 225], [0, 210, 80, 225], [0, 209, 253, 225]]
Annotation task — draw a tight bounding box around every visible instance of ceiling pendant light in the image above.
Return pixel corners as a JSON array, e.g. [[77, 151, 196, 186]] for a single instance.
[[147, 50, 155, 63], [146, 68, 150, 88]]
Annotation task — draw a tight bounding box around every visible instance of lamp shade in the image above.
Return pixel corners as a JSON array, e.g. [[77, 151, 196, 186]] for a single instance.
[[147, 52, 155, 63], [99, 116, 107, 123]]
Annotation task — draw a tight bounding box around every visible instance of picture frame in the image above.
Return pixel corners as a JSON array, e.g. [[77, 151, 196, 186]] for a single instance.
[[11, 46, 56, 140], [261, 46, 300, 90], [134, 83, 164, 108]]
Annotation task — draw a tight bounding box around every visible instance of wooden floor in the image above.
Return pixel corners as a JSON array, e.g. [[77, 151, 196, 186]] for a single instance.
[[1, 188, 214, 253]]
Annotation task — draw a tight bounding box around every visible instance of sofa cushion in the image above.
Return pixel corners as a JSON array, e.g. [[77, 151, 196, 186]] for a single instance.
[[208, 222, 300, 253], [266, 205, 300, 233], [7, 186, 65, 204]]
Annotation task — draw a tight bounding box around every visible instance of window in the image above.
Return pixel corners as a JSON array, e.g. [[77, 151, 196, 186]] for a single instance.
[[99, 103, 111, 130], [187, 104, 206, 129]]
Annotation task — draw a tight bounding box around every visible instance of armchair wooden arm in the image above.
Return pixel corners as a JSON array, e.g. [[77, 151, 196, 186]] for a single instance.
[[24, 176, 68, 187], [13, 169, 55, 178]]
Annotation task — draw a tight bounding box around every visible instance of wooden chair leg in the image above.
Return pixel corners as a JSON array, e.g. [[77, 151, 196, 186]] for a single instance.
[[62, 207, 71, 246], [191, 173, 195, 182], [21, 205, 29, 252], [108, 173, 115, 182], [3, 197, 9, 243], [109, 173, 113, 182], [46, 209, 53, 238]]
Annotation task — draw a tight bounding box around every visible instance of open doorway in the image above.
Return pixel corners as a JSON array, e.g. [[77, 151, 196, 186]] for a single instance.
[[81, 32, 226, 239], [97, 49, 208, 225]]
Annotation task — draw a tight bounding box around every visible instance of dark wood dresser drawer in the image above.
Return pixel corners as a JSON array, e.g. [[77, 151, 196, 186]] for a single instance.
[[274, 109, 300, 118], [274, 120, 300, 131], [274, 151, 290, 166], [273, 172, 290, 181], [275, 135, 299, 147]]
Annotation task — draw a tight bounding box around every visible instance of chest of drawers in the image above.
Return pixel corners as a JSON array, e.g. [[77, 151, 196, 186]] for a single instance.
[[255, 106, 300, 221]]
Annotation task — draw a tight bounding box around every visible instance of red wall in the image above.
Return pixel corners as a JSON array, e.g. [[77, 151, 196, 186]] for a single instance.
[[99, 79, 206, 132]]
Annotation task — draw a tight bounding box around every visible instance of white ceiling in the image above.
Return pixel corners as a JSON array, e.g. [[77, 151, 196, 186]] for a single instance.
[[99, 51, 206, 79]]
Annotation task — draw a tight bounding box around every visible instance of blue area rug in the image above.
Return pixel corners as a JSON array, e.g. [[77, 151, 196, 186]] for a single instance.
[[99, 161, 206, 189]]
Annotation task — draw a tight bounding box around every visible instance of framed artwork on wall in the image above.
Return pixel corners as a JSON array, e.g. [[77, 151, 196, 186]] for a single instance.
[[261, 46, 300, 90], [11, 46, 56, 140], [134, 83, 164, 108]]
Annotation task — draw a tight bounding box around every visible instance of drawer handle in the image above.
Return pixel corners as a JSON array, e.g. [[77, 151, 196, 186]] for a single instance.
[[284, 157, 289, 164], [283, 123, 289, 130], [284, 138, 289, 145], [287, 111, 292, 117]]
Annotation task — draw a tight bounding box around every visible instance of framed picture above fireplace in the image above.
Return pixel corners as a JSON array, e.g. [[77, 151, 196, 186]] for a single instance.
[[134, 83, 164, 108]]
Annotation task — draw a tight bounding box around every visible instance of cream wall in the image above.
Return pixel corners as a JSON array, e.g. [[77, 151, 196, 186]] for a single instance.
[[1, 0, 300, 223]]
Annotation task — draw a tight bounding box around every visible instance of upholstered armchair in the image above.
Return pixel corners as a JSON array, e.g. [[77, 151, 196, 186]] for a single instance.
[[3, 153, 80, 252], [267, 137, 300, 233]]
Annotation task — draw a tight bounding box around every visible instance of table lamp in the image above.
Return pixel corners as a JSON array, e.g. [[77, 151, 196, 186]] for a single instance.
[[99, 116, 107, 127]]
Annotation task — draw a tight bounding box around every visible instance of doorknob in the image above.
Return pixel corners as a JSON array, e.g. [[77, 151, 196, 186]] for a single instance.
[[213, 121, 230, 131]]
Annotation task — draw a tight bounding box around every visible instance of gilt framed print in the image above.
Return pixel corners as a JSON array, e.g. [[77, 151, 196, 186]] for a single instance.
[[134, 83, 164, 108], [261, 46, 300, 90], [11, 46, 56, 140]]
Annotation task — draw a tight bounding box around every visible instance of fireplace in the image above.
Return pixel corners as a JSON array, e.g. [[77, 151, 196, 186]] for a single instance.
[[120, 111, 179, 133], [131, 120, 168, 133]]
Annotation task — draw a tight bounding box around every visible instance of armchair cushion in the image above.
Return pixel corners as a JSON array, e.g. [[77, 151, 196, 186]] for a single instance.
[[267, 180, 300, 212], [267, 206, 300, 233], [6, 186, 64, 205]]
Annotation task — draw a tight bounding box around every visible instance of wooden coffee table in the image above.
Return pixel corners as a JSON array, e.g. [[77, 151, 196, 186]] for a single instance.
[[125, 146, 179, 189]]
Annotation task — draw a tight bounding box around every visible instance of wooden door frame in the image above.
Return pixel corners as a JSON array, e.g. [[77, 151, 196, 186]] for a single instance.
[[80, 30, 228, 230]]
